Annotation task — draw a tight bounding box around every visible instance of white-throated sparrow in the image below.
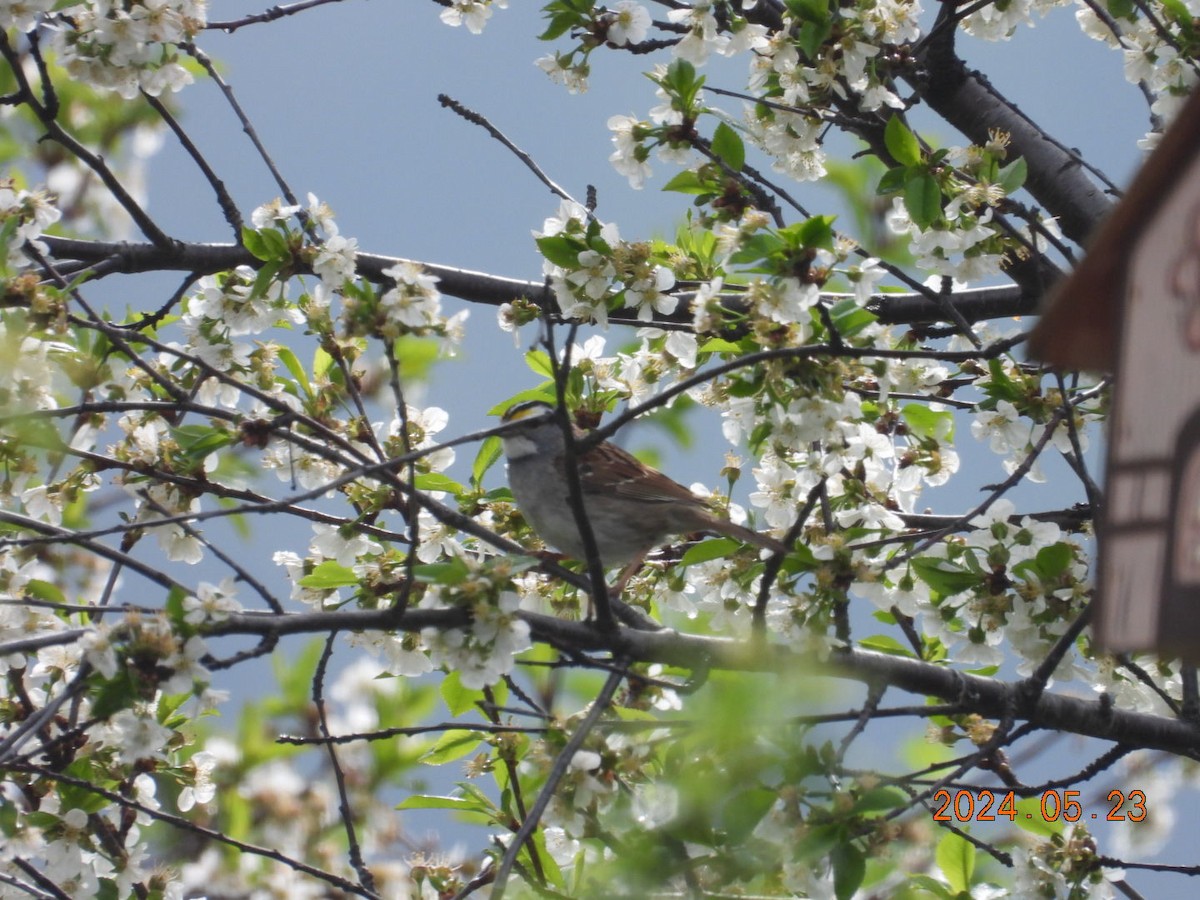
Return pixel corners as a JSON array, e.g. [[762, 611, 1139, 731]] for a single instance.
[[500, 400, 788, 572]]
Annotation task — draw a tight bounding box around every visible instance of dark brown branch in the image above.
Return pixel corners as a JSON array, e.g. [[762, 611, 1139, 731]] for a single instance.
[[37, 236, 1036, 329], [195, 606, 1200, 761]]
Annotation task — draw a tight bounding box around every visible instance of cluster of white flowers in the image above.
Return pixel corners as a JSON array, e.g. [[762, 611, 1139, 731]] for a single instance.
[[962, 0, 1066, 40], [0, 0, 57, 32], [438, 0, 506, 34], [534, 200, 678, 324], [421, 590, 531, 689], [378, 261, 444, 335], [886, 196, 1006, 281], [54, 0, 208, 99], [0, 181, 61, 269]]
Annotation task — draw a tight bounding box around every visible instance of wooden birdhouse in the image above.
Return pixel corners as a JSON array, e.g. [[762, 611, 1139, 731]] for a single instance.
[[1030, 87, 1200, 657]]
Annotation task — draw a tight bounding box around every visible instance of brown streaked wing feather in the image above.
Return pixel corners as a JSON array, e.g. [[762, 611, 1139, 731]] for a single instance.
[[577, 441, 704, 506]]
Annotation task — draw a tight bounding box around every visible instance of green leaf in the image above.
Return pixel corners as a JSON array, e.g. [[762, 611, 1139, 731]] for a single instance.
[[904, 172, 942, 229], [997, 156, 1027, 195], [904, 874, 956, 898], [535, 234, 582, 269], [1014, 796, 1064, 837], [876, 165, 909, 195], [1034, 542, 1073, 579], [901, 404, 954, 441], [662, 169, 712, 195], [797, 214, 836, 250], [721, 788, 776, 842], [830, 299, 878, 337], [396, 794, 482, 811], [241, 226, 270, 261], [795, 16, 833, 58], [25, 578, 66, 605], [935, 830, 974, 893], [853, 787, 908, 813], [393, 335, 441, 382], [831, 843, 866, 900], [727, 231, 785, 266], [413, 559, 471, 585], [884, 115, 922, 167], [413, 472, 464, 494], [680, 537, 740, 566], [172, 424, 234, 460], [420, 730, 485, 765], [524, 349, 554, 378], [473, 435, 503, 488], [90, 669, 138, 720], [298, 561, 358, 589], [787, 0, 831, 21], [275, 346, 312, 397], [539, 10, 582, 41], [710, 121, 745, 172], [441, 671, 482, 716], [262, 227, 290, 260], [698, 337, 747, 354], [250, 259, 282, 300], [911, 557, 979, 598], [1160, 0, 1194, 29], [857, 634, 916, 657]]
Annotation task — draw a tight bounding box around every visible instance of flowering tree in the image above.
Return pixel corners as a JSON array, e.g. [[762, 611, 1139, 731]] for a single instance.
[[0, 0, 1196, 897]]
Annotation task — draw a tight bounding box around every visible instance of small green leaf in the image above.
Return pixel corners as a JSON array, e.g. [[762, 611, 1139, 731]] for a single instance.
[[876, 166, 908, 195], [901, 403, 954, 441], [413, 473, 464, 494], [1014, 796, 1064, 837], [24, 579, 65, 606], [662, 169, 711, 195], [441, 671, 481, 716], [241, 226, 269, 261], [857, 634, 916, 657], [797, 214, 836, 250], [275, 346, 312, 397], [535, 234, 582, 269], [396, 794, 482, 811], [787, 0, 831, 21], [795, 16, 832, 58], [884, 115, 922, 167], [904, 874, 956, 898], [710, 121, 745, 172], [90, 669, 138, 720], [1034, 542, 1074, 579], [413, 559, 471, 585], [997, 156, 1027, 195], [680, 537, 740, 566], [250, 260, 282, 300], [525, 349, 554, 378], [420, 730, 485, 765], [298, 561, 359, 589], [831, 842, 866, 900], [698, 337, 746, 354], [172, 424, 234, 460], [261, 227, 290, 260], [473, 435, 503, 488], [722, 788, 776, 842], [393, 335, 442, 382], [935, 830, 975, 893], [904, 172, 942, 229], [911, 557, 979, 597], [853, 787, 908, 813]]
